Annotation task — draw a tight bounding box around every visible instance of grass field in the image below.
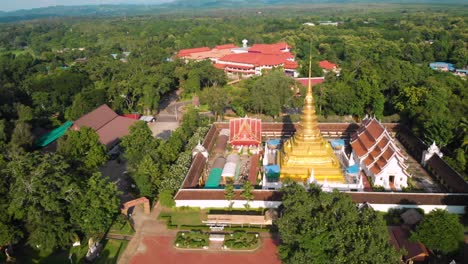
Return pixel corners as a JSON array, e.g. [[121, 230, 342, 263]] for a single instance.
[[109, 219, 135, 235]]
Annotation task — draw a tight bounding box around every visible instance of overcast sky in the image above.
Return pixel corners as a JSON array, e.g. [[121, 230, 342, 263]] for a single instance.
[[1, 0, 174, 12]]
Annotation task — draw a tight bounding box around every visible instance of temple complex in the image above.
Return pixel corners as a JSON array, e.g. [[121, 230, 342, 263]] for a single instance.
[[278, 66, 344, 183]]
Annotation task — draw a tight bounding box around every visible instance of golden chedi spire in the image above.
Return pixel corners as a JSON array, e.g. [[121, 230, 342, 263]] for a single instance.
[[279, 53, 344, 183]]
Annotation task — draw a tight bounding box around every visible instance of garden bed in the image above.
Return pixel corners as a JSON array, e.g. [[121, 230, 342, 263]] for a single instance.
[[223, 231, 260, 250], [174, 231, 209, 249]]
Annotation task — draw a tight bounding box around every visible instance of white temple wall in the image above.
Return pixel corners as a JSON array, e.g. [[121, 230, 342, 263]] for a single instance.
[[175, 199, 282, 209], [363, 203, 466, 214], [175, 199, 465, 214]]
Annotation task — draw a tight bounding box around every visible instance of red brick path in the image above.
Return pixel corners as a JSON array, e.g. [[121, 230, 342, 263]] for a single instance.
[[130, 236, 281, 264]]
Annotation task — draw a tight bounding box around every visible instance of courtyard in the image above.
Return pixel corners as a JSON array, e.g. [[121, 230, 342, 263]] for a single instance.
[[129, 235, 281, 264]]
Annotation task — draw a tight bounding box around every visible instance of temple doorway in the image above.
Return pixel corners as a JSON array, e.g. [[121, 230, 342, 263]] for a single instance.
[[389, 175, 395, 183]]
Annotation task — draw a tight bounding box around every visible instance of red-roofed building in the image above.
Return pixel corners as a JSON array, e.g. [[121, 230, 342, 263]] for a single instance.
[[319, 60, 340, 75], [72, 104, 138, 149], [295, 77, 325, 87], [177, 47, 211, 58], [350, 117, 410, 190], [177, 41, 298, 78], [388, 226, 429, 263], [229, 117, 262, 147]]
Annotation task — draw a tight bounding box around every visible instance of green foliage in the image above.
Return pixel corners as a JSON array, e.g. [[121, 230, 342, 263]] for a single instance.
[[224, 231, 259, 249], [159, 190, 176, 208], [57, 127, 107, 173], [411, 209, 464, 255], [224, 181, 235, 210], [10, 121, 33, 150], [277, 182, 401, 264], [246, 70, 295, 117], [200, 85, 230, 119], [174, 231, 209, 248], [69, 173, 120, 237], [241, 181, 254, 209]]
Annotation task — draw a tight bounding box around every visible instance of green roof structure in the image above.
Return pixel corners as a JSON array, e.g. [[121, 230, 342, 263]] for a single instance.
[[205, 168, 223, 189], [35, 121, 73, 147]]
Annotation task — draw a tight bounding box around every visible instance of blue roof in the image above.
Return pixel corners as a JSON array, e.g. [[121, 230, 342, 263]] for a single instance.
[[330, 139, 345, 148], [346, 164, 359, 174], [265, 164, 280, 174], [429, 62, 455, 71], [267, 139, 281, 147], [205, 168, 223, 188], [34, 121, 73, 147]]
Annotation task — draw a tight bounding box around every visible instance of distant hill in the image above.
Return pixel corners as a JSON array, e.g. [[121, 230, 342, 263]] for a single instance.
[[0, 0, 466, 23]]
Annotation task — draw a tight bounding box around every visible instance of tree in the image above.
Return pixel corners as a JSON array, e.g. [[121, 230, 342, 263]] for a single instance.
[[411, 209, 464, 255], [277, 182, 401, 264], [120, 121, 159, 168], [224, 180, 235, 210], [69, 173, 119, 237], [241, 181, 254, 209], [57, 127, 107, 173], [199, 85, 229, 120], [132, 155, 162, 198], [10, 121, 33, 150], [6, 152, 77, 253]]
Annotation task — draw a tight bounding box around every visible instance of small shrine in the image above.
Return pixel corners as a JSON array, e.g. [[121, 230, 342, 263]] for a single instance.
[[229, 117, 262, 148], [350, 117, 410, 191]]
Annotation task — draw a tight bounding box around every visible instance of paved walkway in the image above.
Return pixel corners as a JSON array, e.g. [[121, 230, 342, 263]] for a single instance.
[[118, 202, 177, 264]]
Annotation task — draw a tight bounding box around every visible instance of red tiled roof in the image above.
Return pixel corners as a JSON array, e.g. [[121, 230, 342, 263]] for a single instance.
[[296, 77, 325, 87], [229, 117, 262, 146], [122, 113, 141, 120], [248, 154, 260, 185], [178, 47, 211, 57], [249, 42, 291, 55], [284, 60, 298, 69], [73, 104, 137, 147], [214, 63, 225, 69], [351, 118, 407, 176], [215, 44, 238, 49], [319, 60, 337, 70], [94, 116, 137, 146], [219, 53, 286, 67], [73, 104, 118, 131], [389, 226, 429, 262], [365, 119, 386, 139]]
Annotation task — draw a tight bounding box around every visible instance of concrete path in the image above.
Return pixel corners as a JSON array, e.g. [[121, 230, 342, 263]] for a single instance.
[[118, 202, 177, 264]]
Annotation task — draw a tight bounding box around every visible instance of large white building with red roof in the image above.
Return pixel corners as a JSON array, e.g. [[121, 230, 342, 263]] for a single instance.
[[350, 117, 410, 191], [177, 40, 298, 78]]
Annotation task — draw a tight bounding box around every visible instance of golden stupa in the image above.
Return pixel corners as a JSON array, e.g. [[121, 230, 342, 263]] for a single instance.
[[278, 55, 344, 183]]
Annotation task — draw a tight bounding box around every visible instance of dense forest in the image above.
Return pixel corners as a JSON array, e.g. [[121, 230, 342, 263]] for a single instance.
[[0, 3, 467, 260]]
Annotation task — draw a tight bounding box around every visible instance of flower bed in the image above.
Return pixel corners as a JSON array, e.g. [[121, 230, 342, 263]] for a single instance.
[[224, 231, 259, 250], [174, 230, 209, 249]]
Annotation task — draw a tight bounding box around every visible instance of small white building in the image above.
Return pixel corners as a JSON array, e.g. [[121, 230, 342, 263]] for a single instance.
[[350, 117, 410, 191]]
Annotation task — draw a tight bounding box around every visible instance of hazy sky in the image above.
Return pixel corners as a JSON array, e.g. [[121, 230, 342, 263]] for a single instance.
[[1, 0, 174, 12]]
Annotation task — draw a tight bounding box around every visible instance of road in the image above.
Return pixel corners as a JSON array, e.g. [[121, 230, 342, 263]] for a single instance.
[[148, 91, 190, 139]]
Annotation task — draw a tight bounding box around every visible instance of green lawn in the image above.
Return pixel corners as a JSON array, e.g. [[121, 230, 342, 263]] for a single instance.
[[95, 239, 129, 264], [159, 207, 207, 226], [171, 209, 206, 226], [109, 219, 135, 235], [12, 238, 127, 264]]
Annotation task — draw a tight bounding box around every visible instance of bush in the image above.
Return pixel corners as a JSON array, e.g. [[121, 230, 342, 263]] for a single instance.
[[174, 230, 209, 248], [224, 231, 259, 249], [159, 190, 176, 207]]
